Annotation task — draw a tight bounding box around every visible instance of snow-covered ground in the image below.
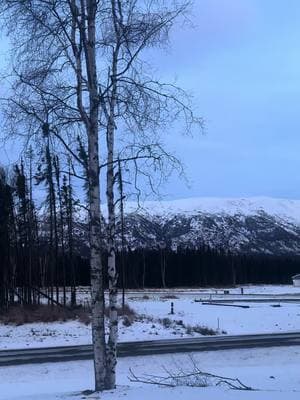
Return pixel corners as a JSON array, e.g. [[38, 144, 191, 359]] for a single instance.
[[1, 346, 300, 399], [0, 317, 192, 349], [49, 285, 300, 307], [1, 285, 300, 349], [1, 285, 300, 399], [128, 297, 300, 335]]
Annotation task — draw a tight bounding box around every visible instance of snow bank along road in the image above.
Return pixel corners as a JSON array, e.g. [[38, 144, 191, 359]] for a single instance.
[[1, 331, 300, 366]]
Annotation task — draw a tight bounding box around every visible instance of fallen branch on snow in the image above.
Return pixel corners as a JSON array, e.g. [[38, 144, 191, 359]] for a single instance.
[[128, 355, 255, 391]]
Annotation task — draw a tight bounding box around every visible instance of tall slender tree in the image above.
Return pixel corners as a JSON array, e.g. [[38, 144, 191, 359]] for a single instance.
[[0, 167, 15, 308], [0, 0, 199, 390]]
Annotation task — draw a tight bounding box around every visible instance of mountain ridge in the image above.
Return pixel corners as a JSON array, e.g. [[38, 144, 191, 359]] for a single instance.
[[115, 196, 300, 255], [119, 196, 300, 221]]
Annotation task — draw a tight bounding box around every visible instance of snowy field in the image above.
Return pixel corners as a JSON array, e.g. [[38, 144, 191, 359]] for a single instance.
[[1, 285, 300, 399], [71, 284, 300, 300], [128, 297, 300, 335], [1, 285, 300, 350], [44, 284, 300, 307], [0, 346, 300, 399]]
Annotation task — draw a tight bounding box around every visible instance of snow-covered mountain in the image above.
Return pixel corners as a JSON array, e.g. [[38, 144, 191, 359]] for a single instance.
[[117, 197, 300, 255]]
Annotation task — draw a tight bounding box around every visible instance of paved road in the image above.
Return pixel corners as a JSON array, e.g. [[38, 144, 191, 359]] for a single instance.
[[1, 332, 300, 366]]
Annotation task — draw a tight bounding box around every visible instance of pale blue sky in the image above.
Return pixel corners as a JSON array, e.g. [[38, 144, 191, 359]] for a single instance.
[[153, 0, 300, 199], [1, 0, 300, 200]]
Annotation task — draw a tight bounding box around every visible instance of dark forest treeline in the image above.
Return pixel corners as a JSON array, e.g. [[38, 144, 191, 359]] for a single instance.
[[1, 156, 300, 309], [3, 246, 297, 290], [0, 152, 79, 308], [119, 248, 300, 288]]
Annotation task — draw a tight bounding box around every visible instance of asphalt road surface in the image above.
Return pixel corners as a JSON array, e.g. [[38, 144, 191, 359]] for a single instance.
[[1, 332, 300, 366]]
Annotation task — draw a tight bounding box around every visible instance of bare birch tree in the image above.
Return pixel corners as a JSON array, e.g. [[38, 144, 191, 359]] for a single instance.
[[99, 2, 202, 385], [0, 0, 201, 391], [0, 0, 107, 390]]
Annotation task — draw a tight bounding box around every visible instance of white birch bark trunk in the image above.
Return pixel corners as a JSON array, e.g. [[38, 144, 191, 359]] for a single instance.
[[104, 1, 120, 386], [84, 0, 107, 391], [105, 51, 119, 391], [105, 119, 118, 389]]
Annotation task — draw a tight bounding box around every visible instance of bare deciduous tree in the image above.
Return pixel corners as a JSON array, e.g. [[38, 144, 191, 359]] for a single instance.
[[0, 0, 201, 391]]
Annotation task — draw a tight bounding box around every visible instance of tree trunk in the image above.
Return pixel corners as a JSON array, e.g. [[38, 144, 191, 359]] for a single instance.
[[85, 0, 107, 391], [118, 159, 126, 309], [105, 101, 118, 389], [105, 4, 119, 383]]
